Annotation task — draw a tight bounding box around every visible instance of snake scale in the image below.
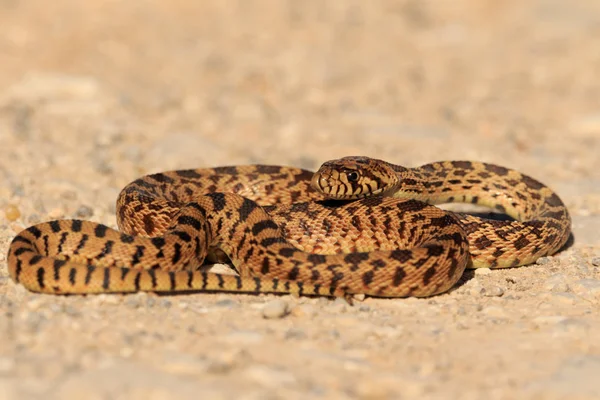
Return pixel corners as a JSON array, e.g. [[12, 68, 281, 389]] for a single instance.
[[7, 156, 571, 299]]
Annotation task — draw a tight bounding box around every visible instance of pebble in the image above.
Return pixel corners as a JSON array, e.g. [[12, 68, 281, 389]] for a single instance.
[[284, 327, 307, 340], [47, 208, 65, 219], [3, 204, 21, 222], [74, 205, 94, 218], [481, 286, 505, 297], [591, 257, 600, 267], [214, 299, 238, 309], [207, 349, 250, 374], [474, 267, 492, 275], [262, 299, 289, 319], [536, 256, 553, 265]]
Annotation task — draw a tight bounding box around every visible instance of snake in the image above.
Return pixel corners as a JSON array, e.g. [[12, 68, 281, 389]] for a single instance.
[[6, 156, 571, 299]]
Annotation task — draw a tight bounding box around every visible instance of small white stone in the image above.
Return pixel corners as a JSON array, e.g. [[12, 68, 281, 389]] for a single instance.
[[536, 256, 553, 265], [474, 267, 492, 275], [481, 286, 505, 297], [262, 299, 289, 319]]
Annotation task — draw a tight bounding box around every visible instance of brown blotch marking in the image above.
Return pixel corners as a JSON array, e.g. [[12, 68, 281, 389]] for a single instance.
[[84, 265, 95, 285], [307, 254, 327, 265], [544, 233, 556, 244], [513, 234, 531, 250], [168, 271, 176, 290], [71, 220, 82, 233], [147, 269, 157, 288], [239, 197, 259, 222], [393, 267, 406, 286], [102, 268, 110, 290], [143, 214, 155, 234], [148, 173, 175, 184], [131, 245, 145, 266], [451, 161, 472, 170], [311, 269, 321, 281], [362, 270, 374, 286], [213, 166, 238, 175], [120, 234, 135, 244], [371, 259, 386, 269], [544, 193, 563, 207], [521, 175, 544, 190], [261, 257, 270, 274], [74, 234, 89, 254], [422, 266, 436, 286], [68, 267, 76, 285], [172, 243, 182, 264], [36, 266, 46, 289], [255, 165, 282, 174], [30, 255, 42, 265], [50, 220, 61, 233], [232, 182, 245, 193], [94, 224, 108, 238], [251, 219, 279, 236], [485, 164, 509, 176], [344, 253, 369, 264], [473, 236, 492, 250], [287, 266, 300, 281], [492, 248, 505, 257], [53, 259, 67, 280], [279, 247, 297, 257], [176, 170, 202, 179], [390, 249, 411, 263]]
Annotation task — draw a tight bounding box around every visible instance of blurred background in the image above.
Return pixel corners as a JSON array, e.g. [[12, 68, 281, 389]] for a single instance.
[[0, 0, 598, 225]]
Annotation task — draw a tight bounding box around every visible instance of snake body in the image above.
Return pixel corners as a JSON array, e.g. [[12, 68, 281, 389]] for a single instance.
[[7, 157, 571, 298]]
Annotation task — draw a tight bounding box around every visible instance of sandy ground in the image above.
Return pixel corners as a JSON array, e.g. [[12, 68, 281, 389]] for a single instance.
[[1, 1, 600, 399]]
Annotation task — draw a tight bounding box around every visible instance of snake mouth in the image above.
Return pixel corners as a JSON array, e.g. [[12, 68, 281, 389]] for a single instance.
[[319, 186, 386, 200], [338, 187, 385, 200]]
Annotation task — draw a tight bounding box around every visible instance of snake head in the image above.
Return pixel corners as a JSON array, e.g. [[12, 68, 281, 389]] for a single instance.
[[311, 156, 401, 200]]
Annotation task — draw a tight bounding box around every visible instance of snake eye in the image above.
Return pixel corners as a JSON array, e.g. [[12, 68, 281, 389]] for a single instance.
[[346, 171, 359, 182]]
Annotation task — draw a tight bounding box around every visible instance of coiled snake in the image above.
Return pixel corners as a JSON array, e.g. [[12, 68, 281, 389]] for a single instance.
[[7, 157, 571, 298]]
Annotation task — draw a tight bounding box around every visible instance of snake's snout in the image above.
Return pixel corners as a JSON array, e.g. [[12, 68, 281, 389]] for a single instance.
[[311, 171, 332, 194]]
